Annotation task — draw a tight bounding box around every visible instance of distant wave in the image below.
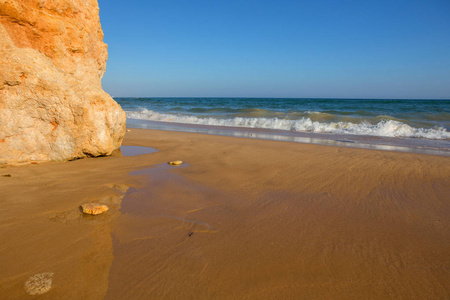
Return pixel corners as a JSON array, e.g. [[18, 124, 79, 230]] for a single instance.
[[126, 109, 450, 139]]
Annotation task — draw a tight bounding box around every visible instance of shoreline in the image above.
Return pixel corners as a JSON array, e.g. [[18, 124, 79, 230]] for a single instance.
[[127, 118, 450, 156], [1, 128, 449, 298]]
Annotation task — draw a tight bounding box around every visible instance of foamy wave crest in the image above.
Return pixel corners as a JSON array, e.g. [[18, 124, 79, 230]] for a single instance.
[[127, 109, 450, 139]]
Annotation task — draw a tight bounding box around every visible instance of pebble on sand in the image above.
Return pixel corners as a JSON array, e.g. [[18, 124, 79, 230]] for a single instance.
[[168, 160, 183, 166], [81, 203, 109, 215], [24, 272, 53, 295]]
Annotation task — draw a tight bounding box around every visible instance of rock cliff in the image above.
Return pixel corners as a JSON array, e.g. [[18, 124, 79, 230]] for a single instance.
[[0, 0, 126, 165]]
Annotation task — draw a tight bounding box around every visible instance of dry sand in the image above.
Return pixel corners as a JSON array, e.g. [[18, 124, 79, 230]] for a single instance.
[[0, 128, 449, 299]]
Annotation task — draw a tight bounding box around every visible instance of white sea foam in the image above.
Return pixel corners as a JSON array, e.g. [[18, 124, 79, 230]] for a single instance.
[[126, 109, 450, 139]]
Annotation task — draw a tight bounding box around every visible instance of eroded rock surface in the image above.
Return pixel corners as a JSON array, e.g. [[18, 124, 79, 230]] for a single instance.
[[0, 0, 126, 165]]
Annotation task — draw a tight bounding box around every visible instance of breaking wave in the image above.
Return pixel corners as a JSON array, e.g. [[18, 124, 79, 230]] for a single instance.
[[126, 108, 450, 139]]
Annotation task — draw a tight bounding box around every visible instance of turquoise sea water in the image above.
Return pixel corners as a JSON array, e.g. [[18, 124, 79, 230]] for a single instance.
[[116, 97, 450, 154]]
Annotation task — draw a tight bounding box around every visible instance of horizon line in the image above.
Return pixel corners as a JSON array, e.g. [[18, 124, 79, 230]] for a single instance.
[[110, 96, 450, 100]]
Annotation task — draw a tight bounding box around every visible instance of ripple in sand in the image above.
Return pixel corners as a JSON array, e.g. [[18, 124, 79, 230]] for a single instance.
[[106, 183, 130, 194]]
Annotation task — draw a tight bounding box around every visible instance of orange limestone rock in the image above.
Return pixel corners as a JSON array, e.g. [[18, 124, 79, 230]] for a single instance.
[[0, 0, 126, 165], [81, 203, 109, 215]]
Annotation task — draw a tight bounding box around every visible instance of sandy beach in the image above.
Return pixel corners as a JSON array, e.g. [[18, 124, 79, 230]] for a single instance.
[[1, 128, 449, 299]]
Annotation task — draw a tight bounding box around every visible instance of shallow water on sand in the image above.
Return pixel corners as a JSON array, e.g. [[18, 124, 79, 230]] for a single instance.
[[103, 141, 450, 299], [120, 145, 158, 156], [105, 163, 225, 298]]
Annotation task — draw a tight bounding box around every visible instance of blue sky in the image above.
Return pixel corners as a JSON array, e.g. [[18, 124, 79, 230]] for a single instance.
[[98, 0, 450, 98]]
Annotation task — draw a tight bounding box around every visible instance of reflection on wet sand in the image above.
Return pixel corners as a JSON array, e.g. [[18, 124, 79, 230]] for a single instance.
[[106, 163, 223, 298]]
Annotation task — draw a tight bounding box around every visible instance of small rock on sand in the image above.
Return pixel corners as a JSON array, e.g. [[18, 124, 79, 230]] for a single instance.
[[24, 272, 53, 295], [168, 160, 183, 166], [81, 203, 109, 215]]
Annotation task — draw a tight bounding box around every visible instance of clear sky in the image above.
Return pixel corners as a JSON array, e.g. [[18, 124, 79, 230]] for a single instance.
[[98, 0, 450, 99]]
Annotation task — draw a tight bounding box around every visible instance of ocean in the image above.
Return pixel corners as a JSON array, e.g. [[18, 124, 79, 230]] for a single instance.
[[115, 97, 450, 155]]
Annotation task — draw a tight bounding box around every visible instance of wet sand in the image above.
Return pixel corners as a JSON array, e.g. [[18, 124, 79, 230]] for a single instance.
[[0, 128, 449, 299]]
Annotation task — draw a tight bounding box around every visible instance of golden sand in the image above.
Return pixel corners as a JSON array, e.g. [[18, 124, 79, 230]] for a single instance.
[[0, 128, 449, 299]]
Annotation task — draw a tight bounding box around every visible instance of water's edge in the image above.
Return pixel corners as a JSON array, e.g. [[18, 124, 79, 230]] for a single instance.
[[126, 118, 450, 157], [117, 98, 450, 140]]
